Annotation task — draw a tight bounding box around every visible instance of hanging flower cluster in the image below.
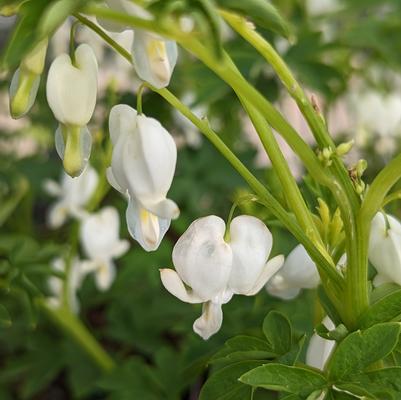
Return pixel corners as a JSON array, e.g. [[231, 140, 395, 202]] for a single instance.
[[160, 215, 284, 339]]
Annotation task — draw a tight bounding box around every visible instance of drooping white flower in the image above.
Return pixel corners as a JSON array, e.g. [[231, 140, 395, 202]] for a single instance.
[[46, 43, 98, 177], [98, 0, 178, 88], [306, 317, 336, 370], [369, 212, 401, 286], [131, 30, 178, 89], [266, 244, 320, 300], [107, 104, 179, 251], [47, 257, 86, 313], [80, 207, 129, 291], [160, 215, 284, 340], [43, 164, 98, 228], [9, 38, 48, 119]]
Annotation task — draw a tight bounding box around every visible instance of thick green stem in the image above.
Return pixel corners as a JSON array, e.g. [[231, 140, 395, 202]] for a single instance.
[[41, 303, 115, 372], [361, 152, 401, 222], [240, 99, 322, 245], [220, 10, 359, 213], [152, 86, 343, 292]]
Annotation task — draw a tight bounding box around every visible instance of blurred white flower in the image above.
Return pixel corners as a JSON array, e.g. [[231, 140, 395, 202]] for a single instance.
[[98, 0, 178, 88], [369, 212, 401, 286], [306, 317, 336, 370], [9, 38, 48, 119], [47, 257, 86, 313], [43, 164, 98, 228], [307, 0, 341, 16], [46, 43, 98, 177], [266, 244, 320, 300], [80, 207, 129, 291], [107, 104, 179, 251], [160, 215, 283, 340]]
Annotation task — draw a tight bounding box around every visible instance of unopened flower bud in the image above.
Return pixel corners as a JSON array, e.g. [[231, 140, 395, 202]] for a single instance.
[[9, 38, 48, 119], [336, 140, 354, 156]]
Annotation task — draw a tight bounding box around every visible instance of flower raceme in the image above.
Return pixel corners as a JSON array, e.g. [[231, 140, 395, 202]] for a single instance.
[[46, 44, 98, 177], [107, 104, 179, 251], [160, 215, 284, 340], [266, 244, 320, 300], [43, 164, 99, 229], [80, 207, 129, 291], [9, 38, 48, 119], [369, 212, 401, 286], [98, 0, 178, 88]]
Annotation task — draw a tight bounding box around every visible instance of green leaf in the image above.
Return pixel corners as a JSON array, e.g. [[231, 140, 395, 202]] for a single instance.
[[199, 361, 262, 400], [240, 364, 327, 396], [343, 367, 401, 400], [0, 305, 11, 328], [1, 0, 48, 68], [315, 322, 348, 341], [262, 311, 292, 355], [358, 289, 401, 328], [215, 0, 291, 38], [327, 322, 401, 381], [211, 335, 277, 364]]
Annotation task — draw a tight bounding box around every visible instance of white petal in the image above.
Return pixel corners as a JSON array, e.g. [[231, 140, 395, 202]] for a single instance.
[[306, 317, 336, 371], [369, 212, 401, 285], [80, 206, 125, 260], [46, 44, 98, 126], [9, 68, 41, 119], [193, 301, 223, 340], [172, 215, 232, 300], [145, 198, 180, 220], [246, 254, 284, 296], [132, 30, 177, 88], [106, 167, 124, 194], [95, 260, 116, 291], [126, 197, 170, 251], [47, 202, 68, 229], [109, 103, 137, 146], [228, 215, 273, 295], [160, 269, 204, 303], [275, 244, 319, 290], [123, 114, 177, 206], [61, 164, 99, 208], [43, 179, 62, 197]]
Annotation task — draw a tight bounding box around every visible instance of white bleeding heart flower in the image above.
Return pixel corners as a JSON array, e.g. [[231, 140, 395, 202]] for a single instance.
[[46, 43, 98, 177], [369, 212, 401, 286], [160, 215, 284, 340], [306, 317, 336, 371], [132, 30, 177, 89], [47, 257, 86, 313], [266, 244, 320, 300], [80, 207, 129, 291], [97, 0, 177, 88], [43, 164, 99, 229], [9, 38, 48, 119], [107, 104, 179, 251]]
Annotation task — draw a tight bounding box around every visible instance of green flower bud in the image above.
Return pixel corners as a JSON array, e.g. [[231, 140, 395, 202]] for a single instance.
[[9, 38, 48, 119]]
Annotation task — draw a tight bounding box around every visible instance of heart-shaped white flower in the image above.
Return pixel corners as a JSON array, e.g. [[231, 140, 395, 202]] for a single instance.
[[160, 215, 283, 339], [107, 104, 179, 251], [46, 43, 98, 177]]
